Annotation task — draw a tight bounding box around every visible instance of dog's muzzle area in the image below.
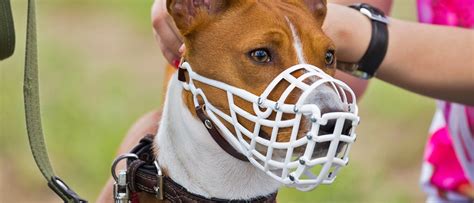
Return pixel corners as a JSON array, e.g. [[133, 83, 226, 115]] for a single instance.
[[181, 62, 359, 191], [301, 83, 353, 157]]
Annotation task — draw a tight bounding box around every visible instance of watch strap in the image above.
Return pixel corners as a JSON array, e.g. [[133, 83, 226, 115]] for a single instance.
[[348, 3, 389, 79]]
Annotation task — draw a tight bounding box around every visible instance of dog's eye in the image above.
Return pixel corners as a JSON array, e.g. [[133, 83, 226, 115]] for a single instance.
[[325, 50, 335, 66], [249, 49, 272, 63]]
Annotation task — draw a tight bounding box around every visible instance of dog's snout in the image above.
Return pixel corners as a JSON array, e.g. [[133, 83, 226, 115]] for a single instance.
[[304, 84, 346, 114], [318, 119, 352, 135]]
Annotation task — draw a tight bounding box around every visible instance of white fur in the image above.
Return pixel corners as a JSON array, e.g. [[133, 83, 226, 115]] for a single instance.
[[155, 75, 281, 200], [285, 17, 344, 112], [286, 17, 307, 64]]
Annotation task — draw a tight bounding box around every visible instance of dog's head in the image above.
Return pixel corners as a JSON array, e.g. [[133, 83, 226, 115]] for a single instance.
[[167, 0, 358, 189]]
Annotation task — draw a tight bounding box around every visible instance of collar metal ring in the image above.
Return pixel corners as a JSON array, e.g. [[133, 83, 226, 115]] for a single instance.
[[111, 153, 138, 182]]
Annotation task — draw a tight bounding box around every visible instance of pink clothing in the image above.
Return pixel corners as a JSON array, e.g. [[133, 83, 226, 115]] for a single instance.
[[425, 126, 470, 191], [417, 0, 474, 201], [417, 0, 474, 28]]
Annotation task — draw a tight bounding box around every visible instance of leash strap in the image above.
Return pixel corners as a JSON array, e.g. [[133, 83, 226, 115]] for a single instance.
[[22, 0, 87, 202], [0, 0, 15, 60]]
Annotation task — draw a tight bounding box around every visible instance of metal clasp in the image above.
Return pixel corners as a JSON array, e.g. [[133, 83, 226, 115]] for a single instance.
[[111, 153, 138, 203], [359, 7, 389, 24], [113, 170, 129, 203], [154, 160, 164, 200]]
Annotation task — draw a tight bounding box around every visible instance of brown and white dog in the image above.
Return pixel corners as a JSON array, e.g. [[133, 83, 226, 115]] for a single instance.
[[99, 0, 356, 202]]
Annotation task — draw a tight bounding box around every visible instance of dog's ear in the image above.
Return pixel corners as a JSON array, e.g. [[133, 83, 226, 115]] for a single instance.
[[167, 0, 230, 35], [303, 0, 327, 26]]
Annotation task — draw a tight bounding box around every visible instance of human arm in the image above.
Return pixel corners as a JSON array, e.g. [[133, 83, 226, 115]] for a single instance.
[[329, 0, 393, 100], [324, 3, 474, 105]]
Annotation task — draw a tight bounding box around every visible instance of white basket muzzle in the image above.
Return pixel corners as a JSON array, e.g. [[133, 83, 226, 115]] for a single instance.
[[180, 62, 360, 191]]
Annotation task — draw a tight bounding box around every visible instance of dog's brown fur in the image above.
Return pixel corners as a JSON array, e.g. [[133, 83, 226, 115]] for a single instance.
[[172, 0, 336, 144]]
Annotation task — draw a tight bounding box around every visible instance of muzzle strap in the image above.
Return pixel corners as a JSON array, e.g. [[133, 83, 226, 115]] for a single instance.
[[195, 105, 249, 162], [178, 66, 187, 82]]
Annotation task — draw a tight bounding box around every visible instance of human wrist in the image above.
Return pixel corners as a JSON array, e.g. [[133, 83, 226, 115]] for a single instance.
[[324, 4, 372, 64]]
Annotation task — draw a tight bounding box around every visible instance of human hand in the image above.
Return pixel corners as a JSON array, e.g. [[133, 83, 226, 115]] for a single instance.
[[323, 2, 392, 69], [322, 3, 372, 66], [152, 0, 184, 67]]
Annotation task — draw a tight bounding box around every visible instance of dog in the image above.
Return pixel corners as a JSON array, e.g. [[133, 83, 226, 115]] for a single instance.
[[98, 0, 359, 202]]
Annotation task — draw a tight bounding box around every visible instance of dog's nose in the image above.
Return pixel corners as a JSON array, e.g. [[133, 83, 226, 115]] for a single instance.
[[304, 84, 346, 114], [318, 119, 352, 136]]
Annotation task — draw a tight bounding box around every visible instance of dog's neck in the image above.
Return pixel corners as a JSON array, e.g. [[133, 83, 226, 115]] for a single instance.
[[155, 75, 281, 200]]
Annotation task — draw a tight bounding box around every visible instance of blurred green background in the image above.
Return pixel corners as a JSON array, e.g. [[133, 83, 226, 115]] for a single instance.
[[0, 1, 434, 202]]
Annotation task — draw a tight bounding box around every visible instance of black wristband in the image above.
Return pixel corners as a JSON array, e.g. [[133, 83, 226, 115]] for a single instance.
[[348, 3, 389, 79]]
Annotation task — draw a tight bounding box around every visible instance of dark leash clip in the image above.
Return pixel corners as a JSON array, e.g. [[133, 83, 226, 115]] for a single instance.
[[48, 176, 88, 203]]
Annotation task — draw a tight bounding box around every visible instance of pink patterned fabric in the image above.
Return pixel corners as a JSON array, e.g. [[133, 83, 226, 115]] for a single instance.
[[424, 127, 469, 191], [417, 0, 474, 200], [466, 107, 474, 135], [417, 0, 474, 28]]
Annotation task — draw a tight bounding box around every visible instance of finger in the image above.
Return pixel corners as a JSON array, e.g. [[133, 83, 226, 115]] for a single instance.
[[154, 25, 183, 57], [152, 0, 184, 66], [151, 0, 182, 44], [152, 1, 183, 62], [159, 42, 180, 64], [154, 30, 181, 60], [164, 14, 183, 42], [178, 44, 186, 55], [151, 0, 167, 22]]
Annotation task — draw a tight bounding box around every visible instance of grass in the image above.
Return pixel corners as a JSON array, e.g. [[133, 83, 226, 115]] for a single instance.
[[0, 1, 433, 202]]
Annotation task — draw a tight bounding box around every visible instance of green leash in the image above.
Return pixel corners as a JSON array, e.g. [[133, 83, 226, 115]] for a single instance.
[[2, 0, 87, 202], [0, 0, 15, 60]]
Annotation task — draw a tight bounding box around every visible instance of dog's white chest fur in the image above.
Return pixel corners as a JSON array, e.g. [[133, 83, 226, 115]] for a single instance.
[[155, 75, 281, 200]]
